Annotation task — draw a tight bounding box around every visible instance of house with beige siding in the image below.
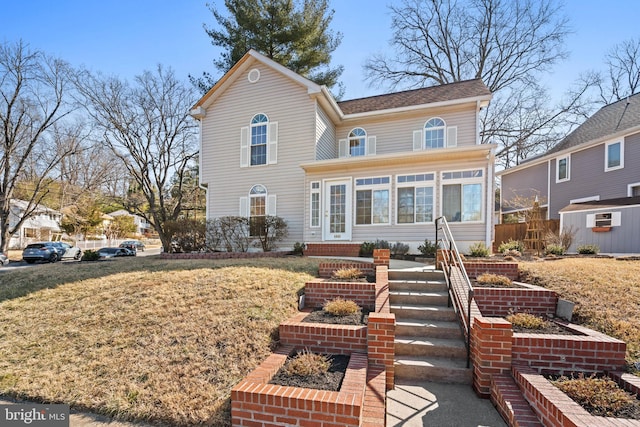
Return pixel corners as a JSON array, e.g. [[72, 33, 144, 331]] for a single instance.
[[498, 93, 640, 253], [191, 50, 496, 254]]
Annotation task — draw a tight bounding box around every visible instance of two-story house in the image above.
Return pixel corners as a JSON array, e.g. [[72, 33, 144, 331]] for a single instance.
[[498, 93, 640, 253], [191, 50, 495, 254], [9, 199, 62, 249]]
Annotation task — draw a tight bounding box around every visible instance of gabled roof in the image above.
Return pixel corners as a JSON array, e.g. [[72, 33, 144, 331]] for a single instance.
[[547, 92, 640, 156], [337, 79, 491, 115]]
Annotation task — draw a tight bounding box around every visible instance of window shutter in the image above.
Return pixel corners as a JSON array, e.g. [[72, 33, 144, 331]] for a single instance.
[[268, 122, 278, 164], [338, 139, 348, 157], [267, 195, 277, 216], [612, 211, 622, 227], [240, 126, 249, 167], [446, 126, 457, 147], [586, 214, 595, 228], [413, 130, 423, 151], [239, 197, 249, 217], [366, 136, 376, 155]]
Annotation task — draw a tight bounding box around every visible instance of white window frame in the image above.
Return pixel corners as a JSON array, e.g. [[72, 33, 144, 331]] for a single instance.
[[605, 139, 624, 172], [556, 155, 570, 183], [424, 117, 446, 149], [250, 114, 269, 166], [396, 173, 436, 225], [628, 182, 640, 197], [348, 127, 367, 157], [310, 181, 321, 228], [440, 169, 484, 223], [240, 113, 278, 168], [354, 176, 391, 226]]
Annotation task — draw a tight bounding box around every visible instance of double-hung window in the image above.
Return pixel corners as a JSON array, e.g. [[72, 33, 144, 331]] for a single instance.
[[348, 128, 366, 157], [442, 170, 483, 222], [556, 155, 570, 182], [249, 184, 267, 236], [605, 140, 624, 171], [396, 173, 435, 224], [425, 118, 445, 149], [250, 114, 268, 166], [355, 177, 390, 225]]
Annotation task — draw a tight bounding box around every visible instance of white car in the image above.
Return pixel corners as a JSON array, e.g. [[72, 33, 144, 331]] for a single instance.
[[51, 242, 82, 260], [0, 252, 8, 266]]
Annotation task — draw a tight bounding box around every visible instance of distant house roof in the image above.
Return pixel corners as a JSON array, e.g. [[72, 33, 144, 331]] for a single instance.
[[559, 196, 640, 213], [337, 79, 491, 115], [547, 92, 640, 156]]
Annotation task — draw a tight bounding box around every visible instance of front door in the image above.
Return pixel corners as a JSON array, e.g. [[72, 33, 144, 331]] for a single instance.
[[323, 179, 352, 241]]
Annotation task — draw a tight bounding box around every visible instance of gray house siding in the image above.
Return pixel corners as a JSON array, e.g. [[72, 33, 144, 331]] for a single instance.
[[561, 206, 640, 253], [549, 132, 640, 218], [501, 162, 548, 212]]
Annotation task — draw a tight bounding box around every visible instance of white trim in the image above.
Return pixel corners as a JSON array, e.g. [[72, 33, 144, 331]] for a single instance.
[[569, 195, 600, 204], [310, 181, 321, 228], [604, 139, 624, 172], [555, 155, 570, 183], [628, 182, 640, 197], [354, 176, 391, 226], [322, 177, 353, 241], [395, 173, 436, 225], [247, 68, 260, 83]]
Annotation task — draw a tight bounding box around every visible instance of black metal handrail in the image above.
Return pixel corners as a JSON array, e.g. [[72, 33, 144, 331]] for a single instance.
[[435, 216, 474, 368]]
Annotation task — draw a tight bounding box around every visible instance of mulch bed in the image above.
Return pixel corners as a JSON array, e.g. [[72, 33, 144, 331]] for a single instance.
[[269, 354, 350, 391], [510, 321, 576, 335], [302, 309, 369, 325]]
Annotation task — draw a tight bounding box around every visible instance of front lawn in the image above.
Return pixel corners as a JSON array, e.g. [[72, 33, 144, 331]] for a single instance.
[[0, 257, 321, 426], [519, 258, 640, 372]]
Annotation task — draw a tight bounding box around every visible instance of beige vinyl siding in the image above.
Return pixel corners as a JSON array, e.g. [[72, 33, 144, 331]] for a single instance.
[[335, 105, 478, 156], [302, 155, 490, 250], [315, 106, 336, 160], [200, 61, 317, 245]]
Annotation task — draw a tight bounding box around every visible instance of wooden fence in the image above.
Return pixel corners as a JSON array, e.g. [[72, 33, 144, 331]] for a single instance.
[[493, 220, 560, 252]]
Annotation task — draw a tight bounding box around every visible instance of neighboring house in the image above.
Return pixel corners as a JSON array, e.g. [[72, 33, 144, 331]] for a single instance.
[[108, 210, 152, 236], [498, 93, 640, 253], [191, 49, 496, 254], [8, 199, 62, 249]]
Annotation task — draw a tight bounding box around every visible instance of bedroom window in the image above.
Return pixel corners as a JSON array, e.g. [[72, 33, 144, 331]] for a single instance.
[[250, 114, 268, 166], [556, 155, 570, 182], [355, 177, 390, 225], [442, 169, 483, 222], [425, 118, 445, 149], [348, 128, 367, 157], [396, 173, 435, 224], [605, 140, 624, 171]]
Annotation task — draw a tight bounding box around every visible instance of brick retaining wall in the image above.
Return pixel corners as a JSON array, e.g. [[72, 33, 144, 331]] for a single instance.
[[464, 261, 519, 280], [318, 261, 375, 278], [474, 283, 557, 317], [305, 243, 361, 257], [304, 281, 376, 311]]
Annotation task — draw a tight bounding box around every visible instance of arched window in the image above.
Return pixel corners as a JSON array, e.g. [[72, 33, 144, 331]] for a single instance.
[[424, 118, 445, 149], [348, 128, 366, 157], [249, 184, 267, 236], [250, 114, 269, 165]]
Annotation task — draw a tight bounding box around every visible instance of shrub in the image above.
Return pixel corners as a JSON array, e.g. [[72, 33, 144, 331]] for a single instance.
[[331, 268, 363, 281], [544, 244, 565, 256], [282, 349, 330, 377], [506, 312, 550, 330], [544, 225, 576, 252], [551, 373, 640, 418], [252, 215, 288, 252], [292, 242, 305, 256], [359, 241, 375, 257], [81, 250, 100, 261], [323, 298, 360, 316], [476, 273, 512, 287], [374, 239, 390, 249], [390, 242, 409, 257], [207, 216, 250, 252], [498, 239, 524, 253], [417, 239, 438, 257], [503, 249, 522, 257], [165, 218, 206, 253], [577, 244, 599, 255], [467, 242, 490, 257]]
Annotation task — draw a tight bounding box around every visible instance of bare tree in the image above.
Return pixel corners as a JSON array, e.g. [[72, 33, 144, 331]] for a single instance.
[[0, 41, 78, 253], [75, 65, 199, 251], [597, 37, 640, 104], [363, 0, 595, 167]]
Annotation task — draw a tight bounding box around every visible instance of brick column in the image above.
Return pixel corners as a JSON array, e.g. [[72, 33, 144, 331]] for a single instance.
[[470, 316, 512, 398], [368, 313, 395, 390], [373, 249, 390, 269]]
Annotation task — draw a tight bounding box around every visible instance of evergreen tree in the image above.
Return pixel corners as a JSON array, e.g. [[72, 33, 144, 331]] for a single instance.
[[191, 0, 343, 94]]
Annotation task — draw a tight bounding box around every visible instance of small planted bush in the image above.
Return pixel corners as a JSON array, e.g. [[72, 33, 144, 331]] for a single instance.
[[418, 239, 438, 257], [292, 242, 305, 256], [283, 349, 330, 377], [506, 312, 550, 330], [81, 250, 100, 261], [545, 244, 565, 256], [323, 298, 360, 316], [467, 242, 490, 257], [577, 244, 599, 255], [331, 268, 364, 281], [476, 273, 513, 287], [498, 239, 524, 254], [359, 241, 375, 257], [390, 242, 409, 257]]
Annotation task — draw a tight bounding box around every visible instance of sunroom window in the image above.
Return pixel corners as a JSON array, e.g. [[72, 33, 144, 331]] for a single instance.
[[397, 173, 435, 224], [442, 170, 483, 222], [355, 177, 390, 225]]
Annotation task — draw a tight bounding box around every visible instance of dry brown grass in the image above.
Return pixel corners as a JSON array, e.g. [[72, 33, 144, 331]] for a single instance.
[[0, 256, 320, 426], [519, 258, 640, 371], [323, 298, 360, 316]]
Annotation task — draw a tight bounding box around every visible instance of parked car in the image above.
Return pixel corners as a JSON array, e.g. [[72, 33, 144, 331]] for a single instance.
[[97, 247, 135, 259], [119, 240, 145, 252], [22, 242, 60, 263], [0, 252, 9, 266], [51, 242, 82, 260]]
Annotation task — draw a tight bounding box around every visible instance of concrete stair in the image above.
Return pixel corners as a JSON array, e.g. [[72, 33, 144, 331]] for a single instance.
[[390, 269, 472, 385]]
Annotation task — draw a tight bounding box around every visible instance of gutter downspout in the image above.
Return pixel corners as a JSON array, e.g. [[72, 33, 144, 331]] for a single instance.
[[486, 148, 495, 250]]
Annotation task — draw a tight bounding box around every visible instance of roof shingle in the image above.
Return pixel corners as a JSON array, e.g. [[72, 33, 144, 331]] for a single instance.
[[337, 79, 491, 115]]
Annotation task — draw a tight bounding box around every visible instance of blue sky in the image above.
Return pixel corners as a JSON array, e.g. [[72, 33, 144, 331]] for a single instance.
[[1, 1, 639, 101]]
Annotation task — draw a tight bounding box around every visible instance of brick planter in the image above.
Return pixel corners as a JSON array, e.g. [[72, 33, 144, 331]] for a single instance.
[[474, 282, 558, 317], [231, 346, 368, 427], [512, 365, 640, 427], [464, 261, 519, 280], [304, 280, 376, 311]]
